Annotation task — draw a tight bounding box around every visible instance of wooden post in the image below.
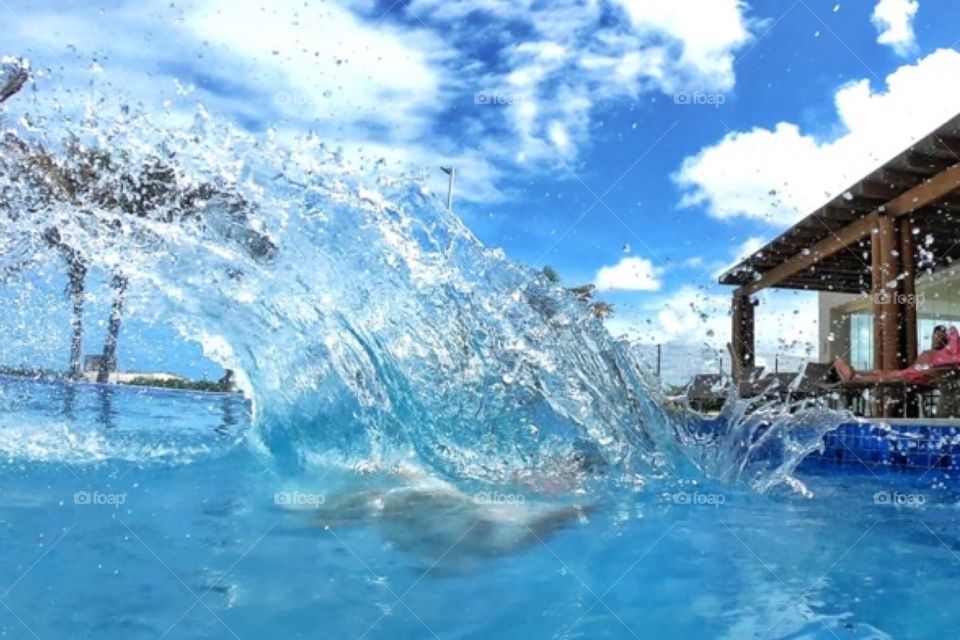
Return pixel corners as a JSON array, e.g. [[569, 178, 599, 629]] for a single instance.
[[878, 216, 901, 372], [900, 217, 918, 367], [731, 293, 755, 379], [871, 225, 884, 371], [873, 216, 906, 418]]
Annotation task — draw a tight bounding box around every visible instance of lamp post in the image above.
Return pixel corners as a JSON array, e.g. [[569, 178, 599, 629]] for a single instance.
[[441, 166, 455, 211]]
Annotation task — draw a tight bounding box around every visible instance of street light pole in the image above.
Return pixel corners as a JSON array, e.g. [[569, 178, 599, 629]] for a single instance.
[[441, 166, 455, 211]]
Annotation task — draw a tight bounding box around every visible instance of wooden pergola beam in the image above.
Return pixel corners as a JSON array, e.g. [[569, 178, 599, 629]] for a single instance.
[[878, 168, 926, 188], [737, 161, 960, 296], [884, 161, 960, 216], [930, 136, 960, 156], [738, 213, 878, 295], [853, 181, 901, 201], [905, 151, 954, 172]]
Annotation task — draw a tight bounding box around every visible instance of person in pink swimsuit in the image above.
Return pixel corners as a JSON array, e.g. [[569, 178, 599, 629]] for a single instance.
[[834, 325, 958, 384]]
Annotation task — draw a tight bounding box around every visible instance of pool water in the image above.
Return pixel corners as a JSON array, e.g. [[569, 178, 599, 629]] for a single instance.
[[1, 377, 959, 639]]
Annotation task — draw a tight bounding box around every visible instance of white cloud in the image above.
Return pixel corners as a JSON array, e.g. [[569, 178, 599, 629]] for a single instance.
[[408, 0, 756, 164], [3, 0, 758, 202], [595, 256, 663, 291], [10, 1, 516, 205], [186, 1, 450, 139], [872, 0, 920, 56], [675, 49, 960, 227], [616, 0, 754, 92], [183, 1, 508, 201], [608, 286, 819, 362], [713, 236, 766, 279]]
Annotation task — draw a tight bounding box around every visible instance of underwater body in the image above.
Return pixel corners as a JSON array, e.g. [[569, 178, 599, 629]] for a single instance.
[[2, 77, 960, 639]]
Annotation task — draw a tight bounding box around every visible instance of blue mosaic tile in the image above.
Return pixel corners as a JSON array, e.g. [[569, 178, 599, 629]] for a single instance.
[[801, 423, 960, 477], [907, 453, 930, 468]]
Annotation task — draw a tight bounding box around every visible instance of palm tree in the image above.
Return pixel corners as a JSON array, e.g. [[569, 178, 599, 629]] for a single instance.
[[0, 58, 28, 104], [97, 274, 127, 383], [588, 301, 614, 320], [541, 265, 560, 284], [2, 66, 275, 381], [42, 228, 87, 379], [568, 284, 596, 302], [541, 267, 615, 320]]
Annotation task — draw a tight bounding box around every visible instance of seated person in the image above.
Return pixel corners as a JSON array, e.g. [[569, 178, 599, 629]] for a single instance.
[[834, 325, 958, 384]]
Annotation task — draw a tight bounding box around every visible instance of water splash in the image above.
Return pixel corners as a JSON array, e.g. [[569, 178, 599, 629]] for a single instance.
[[0, 65, 847, 492]]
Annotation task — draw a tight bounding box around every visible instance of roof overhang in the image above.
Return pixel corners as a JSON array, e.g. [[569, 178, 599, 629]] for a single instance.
[[719, 113, 960, 295]]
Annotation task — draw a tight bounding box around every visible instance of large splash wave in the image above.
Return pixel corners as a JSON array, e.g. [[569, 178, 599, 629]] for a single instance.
[[0, 64, 847, 491]]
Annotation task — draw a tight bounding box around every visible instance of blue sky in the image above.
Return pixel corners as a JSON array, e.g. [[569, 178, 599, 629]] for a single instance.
[[2, 0, 960, 380]]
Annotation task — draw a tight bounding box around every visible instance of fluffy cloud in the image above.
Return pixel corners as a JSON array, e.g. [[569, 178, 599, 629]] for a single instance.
[[608, 286, 819, 362], [183, 1, 509, 202], [407, 0, 756, 164], [675, 49, 960, 227], [3, 0, 758, 203], [872, 0, 920, 56], [187, 1, 449, 141], [713, 236, 766, 279], [1, 1, 506, 204], [616, 0, 754, 92], [595, 256, 663, 291]]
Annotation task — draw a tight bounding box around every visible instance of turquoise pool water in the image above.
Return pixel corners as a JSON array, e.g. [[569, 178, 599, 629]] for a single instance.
[[2, 88, 957, 640], [2, 376, 959, 639]]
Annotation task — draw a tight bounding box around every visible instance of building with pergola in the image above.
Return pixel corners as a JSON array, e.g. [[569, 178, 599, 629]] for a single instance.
[[720, 113, 960, 391]]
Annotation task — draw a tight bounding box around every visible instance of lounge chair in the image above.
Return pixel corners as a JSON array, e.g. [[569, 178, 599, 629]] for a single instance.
[[790, 362, 837, 399], [725, 343, 765, 397], [685, 374, 726, 413]]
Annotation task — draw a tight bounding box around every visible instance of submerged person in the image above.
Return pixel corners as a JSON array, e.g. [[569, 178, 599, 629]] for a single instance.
[[279, 468, 591, 572], [834, 325, 958, 384]]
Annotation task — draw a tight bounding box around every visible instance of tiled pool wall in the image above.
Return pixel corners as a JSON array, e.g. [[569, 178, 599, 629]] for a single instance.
[[802, 422, 960, 472]]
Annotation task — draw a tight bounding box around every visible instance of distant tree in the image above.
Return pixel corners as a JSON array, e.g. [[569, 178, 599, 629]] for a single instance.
[[42, 228, 87, 379], [0, 64, 276, 380], [567, 284, 596, 302], [538, 267, 614, 320], [566, 284, 614, 319], [0, 58, 28, 104], [588, 301, 614, 319], [98, 274, 127, 383]]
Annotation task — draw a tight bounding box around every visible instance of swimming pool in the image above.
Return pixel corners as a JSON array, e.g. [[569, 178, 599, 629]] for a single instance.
[[2, 376, 958, 639]]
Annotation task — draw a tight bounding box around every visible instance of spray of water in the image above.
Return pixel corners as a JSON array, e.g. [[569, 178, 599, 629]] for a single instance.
[[0, 60, 848, 493]]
